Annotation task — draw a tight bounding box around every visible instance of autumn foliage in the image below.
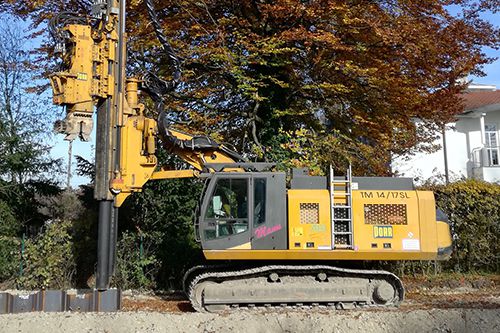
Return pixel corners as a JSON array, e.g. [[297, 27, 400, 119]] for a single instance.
[[3, 0, 500, 174]]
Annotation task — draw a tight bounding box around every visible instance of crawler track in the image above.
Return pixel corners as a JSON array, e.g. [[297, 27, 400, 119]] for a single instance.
[[186, 265, 404, 312]]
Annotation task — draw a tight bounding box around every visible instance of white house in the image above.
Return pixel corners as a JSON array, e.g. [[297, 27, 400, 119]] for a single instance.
[[393, 83, 500, 183]]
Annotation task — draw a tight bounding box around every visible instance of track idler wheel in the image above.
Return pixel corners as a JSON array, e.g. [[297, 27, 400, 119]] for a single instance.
[[373, 281, 397, 304]]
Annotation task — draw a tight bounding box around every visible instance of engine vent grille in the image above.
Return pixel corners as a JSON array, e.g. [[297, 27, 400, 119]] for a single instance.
[[364, 204, 407, 225], [300, 203, 319, 224]]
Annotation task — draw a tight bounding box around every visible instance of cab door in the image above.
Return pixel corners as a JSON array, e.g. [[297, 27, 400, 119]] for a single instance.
[[200, 174, 252, 250], [250, 173, 287, 250]]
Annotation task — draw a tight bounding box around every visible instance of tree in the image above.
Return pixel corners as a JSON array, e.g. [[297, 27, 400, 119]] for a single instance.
[[0, 17, 60, 183], [2, 1, 499, 176], [0, 200, 20, 283], [116, 176, 204, 289], [0, 17, 62, 246]]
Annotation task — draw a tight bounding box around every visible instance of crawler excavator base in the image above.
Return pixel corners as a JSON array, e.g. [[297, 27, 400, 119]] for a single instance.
[[186, 265, 404, 313]]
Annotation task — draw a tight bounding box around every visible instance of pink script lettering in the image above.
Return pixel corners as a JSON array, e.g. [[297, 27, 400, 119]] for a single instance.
[[254, 224, 282, 238]]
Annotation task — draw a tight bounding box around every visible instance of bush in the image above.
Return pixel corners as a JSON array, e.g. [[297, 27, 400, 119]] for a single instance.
[[16, 220, 76, 289], [37, 189, 83, 221], [0, 236, 20, 284], [118, 177, 204, 290], [113, 231, 160, 290], [425, 179, 500, 273]]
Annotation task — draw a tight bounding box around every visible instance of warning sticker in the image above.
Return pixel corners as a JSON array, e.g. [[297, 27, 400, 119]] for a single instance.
[[294, 227, 303, 236], [402, 239, 420, 251]]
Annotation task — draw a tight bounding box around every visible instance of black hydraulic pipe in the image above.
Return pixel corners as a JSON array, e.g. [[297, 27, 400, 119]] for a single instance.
[[96, 200, 113, 289]]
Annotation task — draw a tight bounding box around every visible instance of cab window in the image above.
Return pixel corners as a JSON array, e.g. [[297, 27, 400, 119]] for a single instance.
[[254, 178, 266, 225], [204, 178, 248, 239]]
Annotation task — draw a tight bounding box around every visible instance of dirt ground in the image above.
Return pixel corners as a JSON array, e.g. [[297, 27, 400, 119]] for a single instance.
[[1, 275, 499, 333], [120, 275, 500, 313]]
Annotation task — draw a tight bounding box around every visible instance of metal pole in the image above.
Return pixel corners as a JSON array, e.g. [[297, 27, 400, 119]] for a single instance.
[[96, 200, 112, 289], [67, 141, 73, 189], [19, 233, 25, 278]]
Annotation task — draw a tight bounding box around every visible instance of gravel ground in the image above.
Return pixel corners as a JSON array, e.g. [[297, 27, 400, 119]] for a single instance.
[[1, 276, 499, 332], [0, 308, 499, 333]]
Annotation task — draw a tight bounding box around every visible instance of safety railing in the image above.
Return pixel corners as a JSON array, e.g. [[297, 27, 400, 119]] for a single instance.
[[471, 146, 500, 168]]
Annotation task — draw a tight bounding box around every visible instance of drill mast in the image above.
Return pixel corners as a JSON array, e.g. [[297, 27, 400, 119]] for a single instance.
[[51, 0, 132, 288], [49, 0, 243, 289]]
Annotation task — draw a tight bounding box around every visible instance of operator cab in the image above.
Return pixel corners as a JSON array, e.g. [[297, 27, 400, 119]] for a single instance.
[[197, 172, 287, 250]]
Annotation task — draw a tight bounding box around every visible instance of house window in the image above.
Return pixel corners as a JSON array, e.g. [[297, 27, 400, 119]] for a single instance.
[[485, 124, 499, 166]]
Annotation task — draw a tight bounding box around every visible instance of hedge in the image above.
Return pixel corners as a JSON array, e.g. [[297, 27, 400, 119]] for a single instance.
[[424, 179, 500, 273]]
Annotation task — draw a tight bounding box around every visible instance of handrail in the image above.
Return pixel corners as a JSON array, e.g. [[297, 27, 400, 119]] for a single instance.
[[471, 146, 500, 168]]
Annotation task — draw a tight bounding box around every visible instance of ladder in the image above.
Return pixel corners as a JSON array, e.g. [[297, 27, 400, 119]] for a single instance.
[[329, 165, 353, 249]]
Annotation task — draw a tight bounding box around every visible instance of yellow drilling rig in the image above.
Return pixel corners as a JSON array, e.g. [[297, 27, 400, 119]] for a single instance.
[[49, 0, 452, 312]]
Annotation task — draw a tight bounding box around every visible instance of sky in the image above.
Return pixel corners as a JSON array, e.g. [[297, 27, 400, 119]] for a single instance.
[[7, 6, 500, 187], [470, 41, 500, 87], [454, 9, 500, 88]]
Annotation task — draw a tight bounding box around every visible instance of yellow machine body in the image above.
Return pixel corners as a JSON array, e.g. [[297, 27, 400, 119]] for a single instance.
[[203, 189, 452, 261], [288, 190, 332, 251]]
